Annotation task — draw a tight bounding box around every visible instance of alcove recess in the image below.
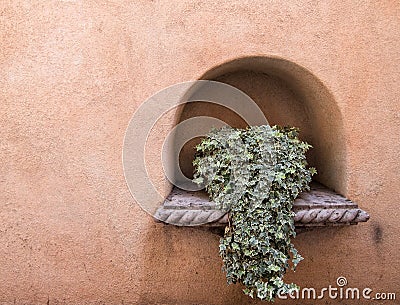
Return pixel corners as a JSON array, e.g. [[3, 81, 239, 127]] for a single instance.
[[155, 57, 369, 228]]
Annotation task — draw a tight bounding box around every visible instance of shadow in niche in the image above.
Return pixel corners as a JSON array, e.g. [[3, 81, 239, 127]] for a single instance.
[[176, 56, 347, 195]]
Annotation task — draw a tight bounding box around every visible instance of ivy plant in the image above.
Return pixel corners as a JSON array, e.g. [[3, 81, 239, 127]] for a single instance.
[[193, 125, 316, 301]]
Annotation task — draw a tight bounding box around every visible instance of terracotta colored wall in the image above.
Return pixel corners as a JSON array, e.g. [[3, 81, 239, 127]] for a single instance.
[[0, 1, 399, 304]]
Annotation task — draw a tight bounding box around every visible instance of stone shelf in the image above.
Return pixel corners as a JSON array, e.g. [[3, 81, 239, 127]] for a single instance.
[[154, 182, 370, 227]]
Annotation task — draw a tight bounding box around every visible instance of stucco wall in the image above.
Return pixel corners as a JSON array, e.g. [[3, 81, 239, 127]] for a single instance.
[[0, 1, 399, 304]]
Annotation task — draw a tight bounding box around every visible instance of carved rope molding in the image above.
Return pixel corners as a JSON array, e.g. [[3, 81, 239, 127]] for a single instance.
[[154, 182, 370, 227]]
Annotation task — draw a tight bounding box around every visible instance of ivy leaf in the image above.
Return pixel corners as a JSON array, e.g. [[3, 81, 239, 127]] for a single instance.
[[193, 125, 315, 302]]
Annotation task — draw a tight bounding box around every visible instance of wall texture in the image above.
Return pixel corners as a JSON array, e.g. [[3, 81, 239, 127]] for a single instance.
[[0, 1, 399, 304]]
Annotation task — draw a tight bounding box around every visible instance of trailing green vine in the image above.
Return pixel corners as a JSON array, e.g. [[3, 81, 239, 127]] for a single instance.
[[193, 125, 316, 301]]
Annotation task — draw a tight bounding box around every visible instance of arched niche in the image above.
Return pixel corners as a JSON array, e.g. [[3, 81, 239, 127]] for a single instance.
[[177, 56, 347, 194]]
